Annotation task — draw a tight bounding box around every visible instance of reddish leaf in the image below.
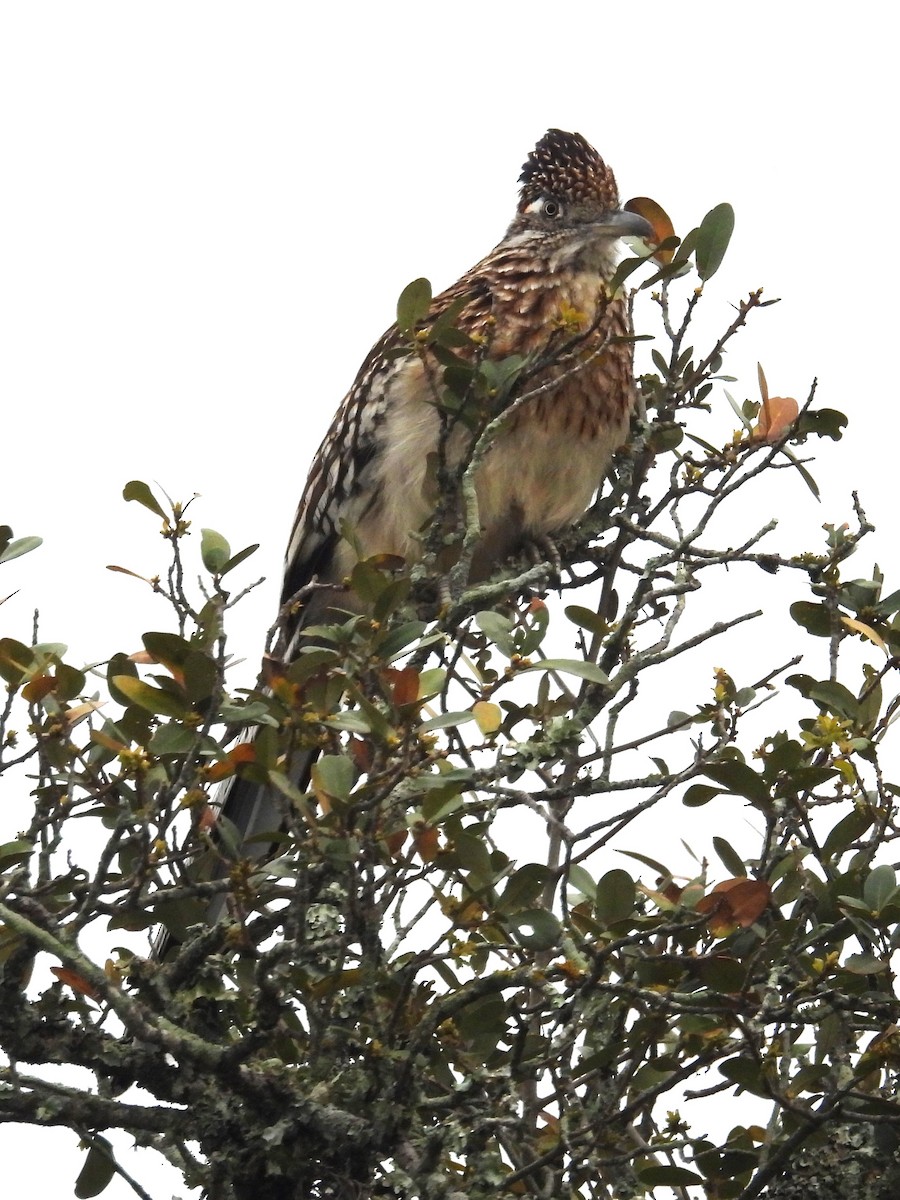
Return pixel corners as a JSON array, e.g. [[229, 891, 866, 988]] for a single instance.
[[50, 966, 100, 1002], [698, 878, 771, 934], [624, 196, 677, 264], [386, 666, 419, 707], [21, 673, 56, 703], [383, 828, 408, 857], [413, 824, 440, 863], [197, 804, 218, 832]]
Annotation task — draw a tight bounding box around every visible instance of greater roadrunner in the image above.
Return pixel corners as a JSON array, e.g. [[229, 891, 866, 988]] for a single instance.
[[204, 129, 650, 904], [278, 128, 650, 648]]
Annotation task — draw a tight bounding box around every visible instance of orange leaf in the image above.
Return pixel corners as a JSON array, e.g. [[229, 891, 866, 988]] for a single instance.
[[697, 877, 770, 934], [387, 666, 420, 707], [50, 966, 101, 1002], [90, 729, 129, 754], [63, 700, 104, 728], [206, 741, 256, 782], [725, 879, 771, 926], [21, 674, 56, 703], [197, 804, 218, 832], [753, 396, 799, 443], [624, 196, 677, 264], [348, 737, 373, 772], [413, 824, 440, 863]]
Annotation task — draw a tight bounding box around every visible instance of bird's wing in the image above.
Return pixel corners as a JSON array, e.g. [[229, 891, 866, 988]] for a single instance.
[[278, 272, 494, 643], [279, 327, 401, 612]]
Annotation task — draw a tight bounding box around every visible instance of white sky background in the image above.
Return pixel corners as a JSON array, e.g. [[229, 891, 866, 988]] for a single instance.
[[0, 3, 897, 1196]]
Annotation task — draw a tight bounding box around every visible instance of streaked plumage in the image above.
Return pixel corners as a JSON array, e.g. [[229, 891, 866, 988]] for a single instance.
[[279, 129, 650, 646]]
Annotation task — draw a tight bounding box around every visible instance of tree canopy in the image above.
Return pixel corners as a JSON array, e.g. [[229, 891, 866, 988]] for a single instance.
[[3, 203, 899, 1200]]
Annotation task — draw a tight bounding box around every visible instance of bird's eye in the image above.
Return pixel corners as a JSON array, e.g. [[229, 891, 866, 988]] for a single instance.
[[522, 196, 564, 219]]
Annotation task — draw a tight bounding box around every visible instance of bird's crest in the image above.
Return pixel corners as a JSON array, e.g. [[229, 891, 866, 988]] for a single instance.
[[518, 129, 619, 213]]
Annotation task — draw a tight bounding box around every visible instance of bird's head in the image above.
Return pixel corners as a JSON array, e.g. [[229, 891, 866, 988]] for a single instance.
[[508, 129, 652, 272]]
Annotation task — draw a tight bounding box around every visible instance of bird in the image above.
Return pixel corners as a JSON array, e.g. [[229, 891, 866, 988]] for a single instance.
[[165, 130, 651, 936], [278, 128, 651, 648]]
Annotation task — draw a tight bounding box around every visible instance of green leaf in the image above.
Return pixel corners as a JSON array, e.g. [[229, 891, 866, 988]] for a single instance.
[[106, 653, 138, 707], [695, 954, 747, 994], [376, 620, 429, 660], [822, 807, 873, 860], [695, 202, 735, 281], [74, 1137, 116, 1198], [797, 407, 848, 442], [418, 710, 475, 732], [499, 864, 554, 913], [143, 631, 191, 670], [122, 480, 167, 520], [0, 535, 42, 565], [701, 761, 770, 807], [637, 1165, 703, 1186], [647, 423, 684, 453], [790, 601, 831, 637], [452, 829, 495, 885], [111, 676, 189, 719], [506, 908, 561, 950], [594, 869, 636, 926], [149, 724, 214, 756], [864, 864, 897, 913], [608, 253, 648, 295], [520, 658, 609, 685], [683, 783, 727, 808], [475, 611, 515, 656], [152, 895, 209, 940], [0, 839, 34, 868], [618, 849, 673, 878], [762, 737, 804, 778], [396, 277, 432, 332], [54, 663, 86, 701], [200, 528, 231, 574], [429, 294, 473, 346], [808, 679, 859, 721], [477, 353, 527, 395], [182, 651, 219, 705], [667, 709, 692, 727], [713, 836, 747, 877], [843, 952, 888, 974], [311, 754, 357, 802], [220, 543, 259, 577], [420, 785, 466, 823], [719, 1055, 770, 1097], [567, 864, 597, 901], [792, 458, 821, 500], [323, 712, 375, 734], [0, 637, 34, 685], [32, 641, 67, 665], [564, 605, 609, 635]]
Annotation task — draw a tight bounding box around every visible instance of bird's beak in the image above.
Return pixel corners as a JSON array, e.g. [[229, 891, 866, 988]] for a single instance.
[[596, 209, 655, 240]]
